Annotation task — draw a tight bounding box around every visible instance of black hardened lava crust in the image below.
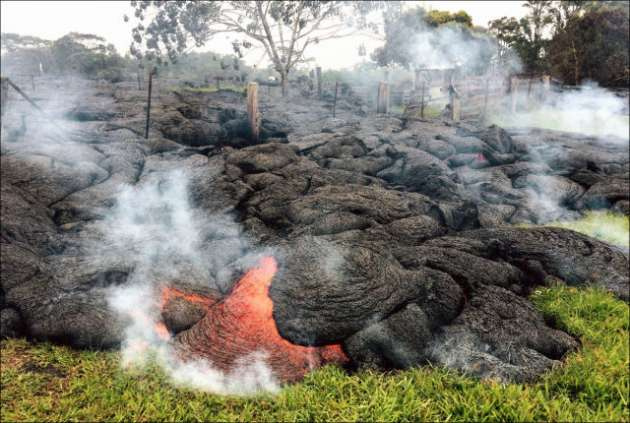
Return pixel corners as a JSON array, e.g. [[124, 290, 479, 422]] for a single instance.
[[1, 82, 628, 382]]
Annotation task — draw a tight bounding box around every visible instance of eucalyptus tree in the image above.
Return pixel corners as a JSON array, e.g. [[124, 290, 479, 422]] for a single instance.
[[126, 1, 388, 96]]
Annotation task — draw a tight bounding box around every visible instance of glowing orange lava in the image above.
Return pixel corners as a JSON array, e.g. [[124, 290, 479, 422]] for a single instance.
[[154, 321, 171, 341], [174, 256, 349, 383], [160, 286, 218, 309]]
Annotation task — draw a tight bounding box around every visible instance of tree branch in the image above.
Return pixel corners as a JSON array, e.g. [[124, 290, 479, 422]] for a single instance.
[[256, 1, 283, 72]]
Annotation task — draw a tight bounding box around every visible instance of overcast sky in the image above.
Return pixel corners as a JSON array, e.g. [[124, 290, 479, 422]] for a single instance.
[[1, 1, 528, 70]]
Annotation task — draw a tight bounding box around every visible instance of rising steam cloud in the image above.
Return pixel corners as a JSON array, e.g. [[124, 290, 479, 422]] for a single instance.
[[103, 169, 280, 395], [491, 82, 629, 142], [407, 24, 495, 71]]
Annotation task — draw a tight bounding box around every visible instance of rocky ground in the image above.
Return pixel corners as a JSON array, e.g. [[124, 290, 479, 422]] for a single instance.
[[1, 77, 628, 383]]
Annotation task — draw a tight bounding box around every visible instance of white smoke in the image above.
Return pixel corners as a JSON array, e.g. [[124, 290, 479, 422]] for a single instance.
[[408, 24, 493, 71], [0, 75, 91, 154], [490, 82, 629, 142], [101, 169, 280, 395]]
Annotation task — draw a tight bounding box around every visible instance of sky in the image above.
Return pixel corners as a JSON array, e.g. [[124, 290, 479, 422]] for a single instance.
[[0, 1, 529, 70]]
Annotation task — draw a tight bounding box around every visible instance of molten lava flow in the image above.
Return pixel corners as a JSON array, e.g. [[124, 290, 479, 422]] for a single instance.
[[174, 256, 349, 383], [160, 286, 218, 309], [154, 321, 171, 341]]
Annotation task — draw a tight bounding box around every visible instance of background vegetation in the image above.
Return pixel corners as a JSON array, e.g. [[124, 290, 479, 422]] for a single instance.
[[2, 1, 627, 88]]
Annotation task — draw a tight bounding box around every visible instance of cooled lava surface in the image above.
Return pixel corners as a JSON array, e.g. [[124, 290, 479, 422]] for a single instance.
[[1, 78, 628, 383]]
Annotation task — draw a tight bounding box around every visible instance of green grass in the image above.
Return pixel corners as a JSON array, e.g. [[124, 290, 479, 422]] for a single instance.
[[176, 84, 246, 94], [2, 286, 628, 422], [404, 104, 444, 119], [544, 211, 630, 247]]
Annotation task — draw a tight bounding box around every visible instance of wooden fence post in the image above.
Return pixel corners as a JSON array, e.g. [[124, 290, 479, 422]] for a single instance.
[[247, 82, 260, 143], [482, 78, 490, 122], [542, 75, 550, 101], [511, 76, 519, 113], [216, 77, 221, 90], [137, 71, 144, 90], [309, 69, 315, 96], [1, 77, 9, 127], [316, 67, 322, 100], [145, 67, 155, 139], [377, 81, 389, 114], [449, 84, 460, 121], [332, 81, 339, 117], [420, 80, 426, 118], [414, 69, 421, 91]]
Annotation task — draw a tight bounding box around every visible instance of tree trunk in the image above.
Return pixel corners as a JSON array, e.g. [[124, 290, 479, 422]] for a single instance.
[[571, 41, 580, 86], [281, 72, 288, 97]]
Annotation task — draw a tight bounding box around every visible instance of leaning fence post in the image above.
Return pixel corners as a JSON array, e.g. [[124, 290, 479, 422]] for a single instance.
[[144, 67, 155, 139], [316, 67, 322, 100], [377, 82, 389, 114], [1, 77, 9, 128], [332, 81, 339, 117], [247, 82, 260, 143], [449, 84, 461, 121]]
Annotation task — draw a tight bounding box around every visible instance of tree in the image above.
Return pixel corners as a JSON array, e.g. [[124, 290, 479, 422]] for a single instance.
[[488, 1, 553, 76], [546, 0, 587, 35], [1, 33, 51, 52], [547, 1, 629, 86], [126, 1, 387, 96], [371, 7, 492, 74], [0, 33, 53, 75], [50, 33, 126, 81], [425, 9, 473, 28]]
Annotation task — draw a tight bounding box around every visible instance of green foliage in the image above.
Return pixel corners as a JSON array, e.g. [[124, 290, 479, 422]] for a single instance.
[[426, 10, 473, 28], [547, 2, 629, 87], [0, 33, 54, 76], [50, 33, 126, 82], [2, 287, 628, 422], [127, 0, 390, 91], [488, 1, 554, 75], [1, 32, 127, 82], [489, 1, 628, 87], [371, 6, 492, 74], [0, 33, 50, 52], [153, 51, 251, 83]]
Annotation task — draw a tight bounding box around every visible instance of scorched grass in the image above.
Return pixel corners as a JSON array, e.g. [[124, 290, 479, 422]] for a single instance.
[[1, 286, 628, 422]]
